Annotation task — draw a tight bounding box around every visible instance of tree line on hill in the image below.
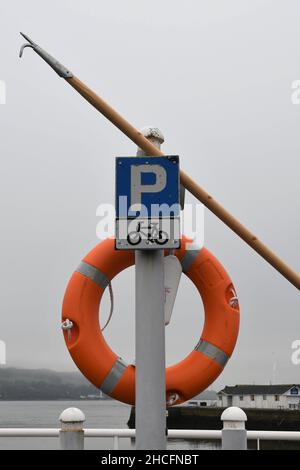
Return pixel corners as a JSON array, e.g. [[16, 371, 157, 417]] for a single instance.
[[0, 367, 106, 400]]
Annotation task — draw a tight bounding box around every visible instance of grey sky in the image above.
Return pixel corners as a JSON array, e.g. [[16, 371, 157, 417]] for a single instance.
[[0, 0, 299, 391]]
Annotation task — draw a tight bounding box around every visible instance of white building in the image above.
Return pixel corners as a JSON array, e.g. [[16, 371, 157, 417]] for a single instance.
[[185, 390, 218, 407], [218, 384, 300, 410]]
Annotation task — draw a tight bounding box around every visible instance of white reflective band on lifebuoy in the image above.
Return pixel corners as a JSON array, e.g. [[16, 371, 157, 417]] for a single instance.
[[99, 357, 128, 394], [76, 261, 110, 290], [180, 249, 200, 273], [195, 339, 229, 367]]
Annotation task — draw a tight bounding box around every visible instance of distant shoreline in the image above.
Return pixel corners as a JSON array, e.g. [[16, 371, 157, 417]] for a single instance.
[[0, 367, 105, 401]]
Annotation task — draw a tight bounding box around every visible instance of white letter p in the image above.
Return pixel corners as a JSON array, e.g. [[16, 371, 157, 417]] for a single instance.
[[130, 164, 167, 211]]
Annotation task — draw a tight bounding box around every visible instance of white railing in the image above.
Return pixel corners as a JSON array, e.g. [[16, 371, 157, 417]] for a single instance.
[[0, 428, 300, 447], [1, 407, 300, 450]]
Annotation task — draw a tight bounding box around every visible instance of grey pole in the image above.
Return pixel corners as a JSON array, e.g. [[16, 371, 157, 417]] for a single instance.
[[221, 407, 248, 450], [135, 127, 167, 450], [59, 407, 85, 450]]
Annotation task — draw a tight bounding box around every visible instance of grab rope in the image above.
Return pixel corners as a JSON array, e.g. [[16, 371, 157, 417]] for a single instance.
[[61, 282, 114, 337], [101, 282, 114, 332]]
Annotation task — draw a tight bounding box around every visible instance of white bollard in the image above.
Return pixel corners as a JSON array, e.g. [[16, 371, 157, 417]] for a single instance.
[[221, 407, 247, 450], [59, 407, 85, 450]]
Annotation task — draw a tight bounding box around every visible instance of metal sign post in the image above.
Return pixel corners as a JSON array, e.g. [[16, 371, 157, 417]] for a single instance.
[[136, 130, 172, 450], [115, 127, 180, 450], [135, 247, 166, 450]]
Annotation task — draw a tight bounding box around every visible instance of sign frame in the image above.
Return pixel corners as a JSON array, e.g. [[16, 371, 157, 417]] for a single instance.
[[115, 155, 181, 250]]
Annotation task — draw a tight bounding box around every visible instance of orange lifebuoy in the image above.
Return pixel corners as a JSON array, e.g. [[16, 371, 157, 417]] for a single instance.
[[62, 236, 239, 406]]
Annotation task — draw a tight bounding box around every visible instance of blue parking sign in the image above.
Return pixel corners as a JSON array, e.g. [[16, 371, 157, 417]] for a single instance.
[[115, 156, 180, 250], [116, 156, 180, 218]]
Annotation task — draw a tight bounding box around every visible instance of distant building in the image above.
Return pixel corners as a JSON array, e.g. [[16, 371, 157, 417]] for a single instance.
[[185, 390, 218, 407], [218, 385, 300, 410]]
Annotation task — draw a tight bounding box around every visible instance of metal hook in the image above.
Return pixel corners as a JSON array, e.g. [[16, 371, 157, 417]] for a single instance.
[[19, 32, 36, 58], [19, 43, 34, 58], [18, 32, 73, 78]]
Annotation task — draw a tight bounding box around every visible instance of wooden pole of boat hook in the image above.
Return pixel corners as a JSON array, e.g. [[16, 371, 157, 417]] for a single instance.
[[19, 33, 300, 290], [135, 129, 167, 450]]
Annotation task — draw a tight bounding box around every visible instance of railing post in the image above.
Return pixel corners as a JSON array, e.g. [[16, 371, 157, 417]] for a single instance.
[[59, 407, 85, 450], [113, 435, 119, 450], [221, 407, 247, 450]]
